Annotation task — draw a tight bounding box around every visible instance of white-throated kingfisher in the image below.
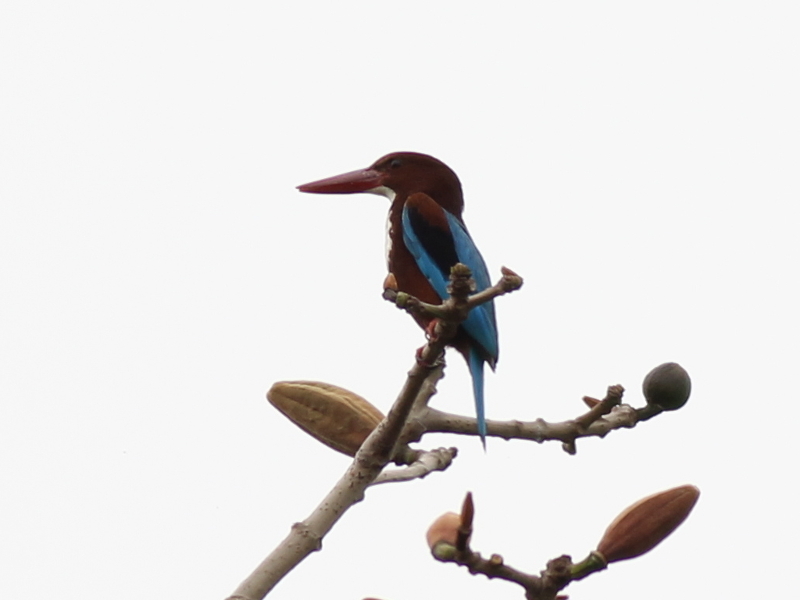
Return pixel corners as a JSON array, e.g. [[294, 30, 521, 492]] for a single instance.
[[297, 152, 498, 445]]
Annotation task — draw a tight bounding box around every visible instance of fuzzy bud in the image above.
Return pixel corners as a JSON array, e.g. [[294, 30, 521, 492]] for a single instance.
[[426, 512, 461, 557], [643, 362, 691, 411], [597, 485, 700, 563], [268, 381, 384, 456]]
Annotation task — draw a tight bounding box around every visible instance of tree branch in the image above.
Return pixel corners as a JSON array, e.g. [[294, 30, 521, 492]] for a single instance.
[[415, 385, 647, 454], [227, 363, 446, 600], [427, 493, 573, 600], [371, 447, 458, 485], [429, 486, 700, 598], [227, 266, 501, 599], [438, 550, 572, 600], [383, 265, 523, 324]]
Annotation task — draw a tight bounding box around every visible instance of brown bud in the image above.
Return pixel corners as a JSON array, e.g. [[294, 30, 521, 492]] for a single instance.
[[582, 396, 601, 408], [500, 266, 519, 277], [500, 266, 524, 290], [267, 381, 384, 456], [643, 362, 691, 411], [383, 272, 398, 291], [426, 512, 461, 556], [460, 492, 474, 529], [597, 485, 700, 563], [456, 492, 474, 551]]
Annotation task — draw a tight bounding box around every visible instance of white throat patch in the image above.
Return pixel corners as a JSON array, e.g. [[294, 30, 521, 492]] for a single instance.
[[367, 186, 396, 201], [367, 186, 397, 266]]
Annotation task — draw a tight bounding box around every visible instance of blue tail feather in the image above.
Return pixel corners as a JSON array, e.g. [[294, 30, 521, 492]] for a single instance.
[[468, 347, 487, 449]]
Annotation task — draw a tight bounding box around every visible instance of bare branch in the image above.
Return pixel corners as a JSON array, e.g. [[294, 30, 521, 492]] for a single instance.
[[228, 266, 495, 599], [230, 259, 686, 598], [427, 493, 573, 600], [371, 447, 458, 485], [417, 386, 643, 454], [384, 263, 523, 323], [431, 485, 700, 598]]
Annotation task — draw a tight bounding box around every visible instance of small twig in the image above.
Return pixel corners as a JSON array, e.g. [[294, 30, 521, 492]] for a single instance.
[[466, 266, 523, 309], [451, 549, 542, 591], [572, 385, 623, 431], [372, 447, 458, 485], [430, 492, 573, 600], [417, 386, 641, 454], [384, 264, 523, 323], [562, 384, 624, 454]]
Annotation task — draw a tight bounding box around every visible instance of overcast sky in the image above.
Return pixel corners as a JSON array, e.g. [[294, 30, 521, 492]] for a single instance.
[[1, 2, 798, 599]]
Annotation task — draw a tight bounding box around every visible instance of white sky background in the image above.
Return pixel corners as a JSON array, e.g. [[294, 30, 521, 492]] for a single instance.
[[1, 2, 798, 599]]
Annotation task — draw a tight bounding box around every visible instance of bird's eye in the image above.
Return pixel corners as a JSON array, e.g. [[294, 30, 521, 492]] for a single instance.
[[390, 158, 403, 169]]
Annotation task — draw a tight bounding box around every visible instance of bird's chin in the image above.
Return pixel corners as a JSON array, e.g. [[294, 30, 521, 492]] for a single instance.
[[366, 185, 396, 201]]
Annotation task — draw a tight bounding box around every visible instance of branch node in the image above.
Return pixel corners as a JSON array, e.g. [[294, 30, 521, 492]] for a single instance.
[[291, 522, 322, 552]]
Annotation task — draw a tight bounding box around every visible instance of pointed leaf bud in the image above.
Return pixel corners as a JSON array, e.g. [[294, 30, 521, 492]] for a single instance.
[[500, 266, 519, 277], [426, 512, 461, 558], [457, 492, 474, 551], [597, 485, 700, 563], [643, 362, 691, 411], [460, 492, 474, 529], [267, 381, 384, 456], [582, 396, 601, 408]]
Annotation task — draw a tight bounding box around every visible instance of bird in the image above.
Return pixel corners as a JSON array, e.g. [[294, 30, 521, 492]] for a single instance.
[[297, 152, 498, 446]]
